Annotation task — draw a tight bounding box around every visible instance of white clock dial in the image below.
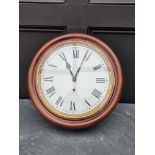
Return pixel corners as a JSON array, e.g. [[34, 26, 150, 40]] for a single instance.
[[36, 40, 115, 119]]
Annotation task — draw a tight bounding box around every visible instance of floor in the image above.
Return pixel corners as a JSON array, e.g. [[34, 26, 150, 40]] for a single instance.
[[19, 99, 135, 155]]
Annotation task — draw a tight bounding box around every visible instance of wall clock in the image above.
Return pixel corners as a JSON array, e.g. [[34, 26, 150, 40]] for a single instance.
[[28, 33, 123, 129]]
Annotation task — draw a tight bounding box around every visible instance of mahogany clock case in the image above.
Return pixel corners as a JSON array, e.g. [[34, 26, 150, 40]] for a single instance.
[[28, 33, 123, 129]]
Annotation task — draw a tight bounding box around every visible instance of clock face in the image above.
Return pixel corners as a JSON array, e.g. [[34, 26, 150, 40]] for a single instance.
[[35, 40, 115, 119]]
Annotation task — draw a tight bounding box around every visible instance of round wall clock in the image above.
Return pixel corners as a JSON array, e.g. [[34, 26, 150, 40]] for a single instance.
[[28, 33, 123, 129]]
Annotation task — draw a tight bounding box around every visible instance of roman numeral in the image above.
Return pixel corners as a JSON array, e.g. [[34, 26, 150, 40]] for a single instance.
[[46, 87, 56, 97], [93, 64, 102, 71], [70, 101, 76, 111], [59, 52, 66, 61], [85, 53, 91, 62], [85, 99, 91, 106], [96, 78, 106, 83], [73, 48, 79, 58], [91, 89, 102, 99], [43, 76, 53, 82], [55, 96, 63, 106], [47, 63, 57, 68]]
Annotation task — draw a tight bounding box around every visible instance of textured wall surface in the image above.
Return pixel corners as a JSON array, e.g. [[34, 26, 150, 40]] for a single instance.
[[20, 100, 135, 155]]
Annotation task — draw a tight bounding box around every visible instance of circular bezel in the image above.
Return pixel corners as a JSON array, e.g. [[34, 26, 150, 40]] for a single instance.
[[28, 33, 123, 129], [35, 39, 115, 120]]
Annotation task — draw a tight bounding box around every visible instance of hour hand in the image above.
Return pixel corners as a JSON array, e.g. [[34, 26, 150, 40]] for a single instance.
[[59, 53, 75, 81]]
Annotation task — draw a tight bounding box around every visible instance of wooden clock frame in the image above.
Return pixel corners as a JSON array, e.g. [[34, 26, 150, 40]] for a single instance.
[[28, 33, 123, 129]]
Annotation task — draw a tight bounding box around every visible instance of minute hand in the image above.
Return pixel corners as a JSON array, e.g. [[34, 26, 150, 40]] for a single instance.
[[74, 51, 88, 82]]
